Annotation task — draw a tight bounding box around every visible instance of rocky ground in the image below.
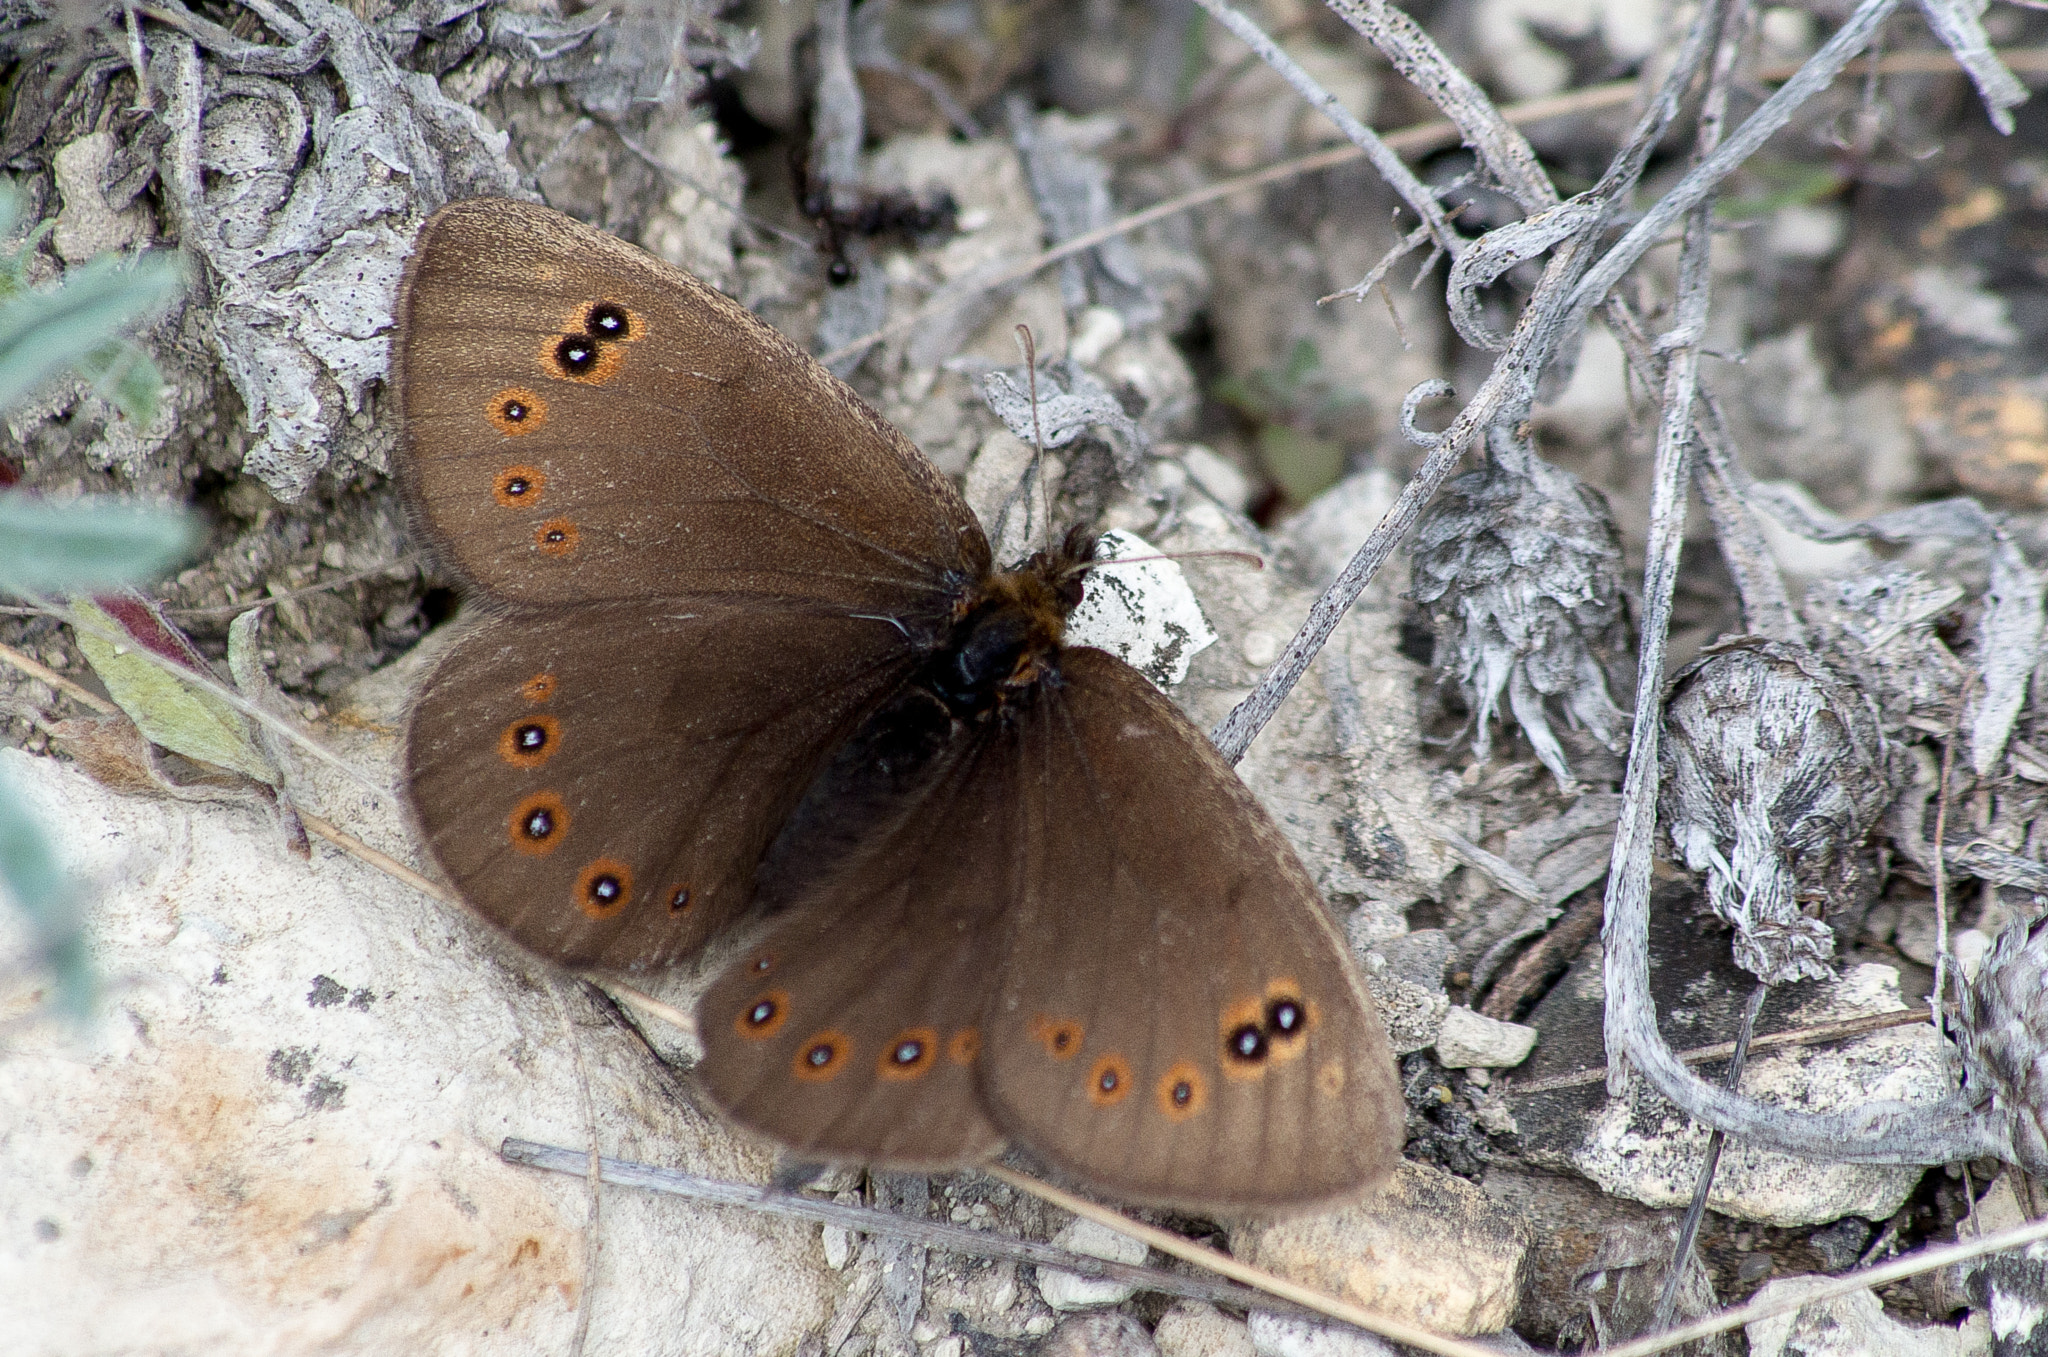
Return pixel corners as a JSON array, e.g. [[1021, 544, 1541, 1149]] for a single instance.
[[5, 0, 2048, 1353]]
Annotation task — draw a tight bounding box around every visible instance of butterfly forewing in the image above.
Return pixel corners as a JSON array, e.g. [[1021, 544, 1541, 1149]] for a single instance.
[[395, 198, 987, 609], [982, 649, 1405, 1211]]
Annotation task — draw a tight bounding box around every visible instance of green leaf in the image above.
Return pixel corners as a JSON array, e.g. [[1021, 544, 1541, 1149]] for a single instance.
[[1257, 423, 1345, 505], [0, 251, 185, 413], [0, 498, 198, 595], [0, 761, 94, 1022], [76, 339, 168, 426], [71, 598, 279, 786]]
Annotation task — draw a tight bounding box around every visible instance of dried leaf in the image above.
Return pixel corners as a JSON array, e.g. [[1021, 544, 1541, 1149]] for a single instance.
[[71, 596, 278, 786]]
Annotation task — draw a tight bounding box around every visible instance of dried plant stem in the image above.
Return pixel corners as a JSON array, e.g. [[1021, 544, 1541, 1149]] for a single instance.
[[1479, 888, 1603, 1021], [1508, 1008, 1929, 1095], [298, 810, 449, 902], [1183, 0, 1464, 258], [1597, 1210, 2048, 1357], [499, 1139, 1335, 1322], [0, 642, 118, 716], [1650, 982, 1768, 1333], [985, 1165, 1500, 1357], [1933, 709, 1959, 1027]]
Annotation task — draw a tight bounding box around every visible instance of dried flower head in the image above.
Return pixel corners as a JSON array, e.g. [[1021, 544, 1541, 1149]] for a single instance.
[[1660, 638, 1896, 985], [1958, 916, 2048, 1177], [1410, 424, 1630, 790]]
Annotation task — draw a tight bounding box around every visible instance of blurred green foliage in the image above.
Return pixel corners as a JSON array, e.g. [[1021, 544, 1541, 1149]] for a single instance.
[[1212, 337, 1359, 506], [0, 179, 192, 1024]]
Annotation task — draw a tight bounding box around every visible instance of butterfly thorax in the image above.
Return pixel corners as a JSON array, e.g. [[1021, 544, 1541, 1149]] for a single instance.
[[927, 531, 1097, 720]]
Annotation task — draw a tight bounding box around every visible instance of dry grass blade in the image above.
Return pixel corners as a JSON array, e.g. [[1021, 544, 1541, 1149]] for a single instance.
[[1594, 1211, 2048, 1356], [499, 1139, 1323, 1318], [987, 1165, 1500, 1357], [1508, 1008, 1932, 1094]]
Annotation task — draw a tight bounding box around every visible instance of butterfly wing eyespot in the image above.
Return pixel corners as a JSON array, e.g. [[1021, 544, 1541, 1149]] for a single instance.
[[876, 1026, 939, 1081], [1029, 1014, 1084, 1060], [573, 857, 633, 919], [486, 389, 548, 437], [946, 1028, 981, 1064], [584, 301, 638, 342], [1087, 1054, 1133, 1106], [507, 792, 569, 856], [1263, 980, 1315, 1064], [535, 520, 579, 557], [735, 988, 790, 1039], [498, 714, 560, 770], [1155, 1061, 1208, 1123], [492, 465, 548, 506], [792, 1029, 852, 1082], [667, 883, 694, 913], [541, 331, 625, 385], [518, 673, 557, 703]]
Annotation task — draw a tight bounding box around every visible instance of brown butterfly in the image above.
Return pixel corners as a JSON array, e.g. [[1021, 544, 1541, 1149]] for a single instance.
[[393, 198, 1402, 1211]]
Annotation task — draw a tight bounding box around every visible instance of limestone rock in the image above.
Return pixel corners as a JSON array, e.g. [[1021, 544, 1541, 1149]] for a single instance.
[[0, 742, 834, 1356], [1232, 1161, 1529, 1336], [1036, 1216, 1148, 1311], [1435, 1007, 1539, 1069], [1154, 1300, 1257, 1357]]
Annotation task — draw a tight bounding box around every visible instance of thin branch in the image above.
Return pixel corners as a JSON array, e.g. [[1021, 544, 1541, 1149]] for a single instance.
[[1596, 1210, 2048, 1357], [1184, 0, 1464, 257], [985, 1165, 1501, 1357], [0, 641, 118, 716], [1507, 1008, 1929, 1095], [498, 1139, 1350, 1323], [299, 810, 450, 902], [1650, 982, 1768, 1333]]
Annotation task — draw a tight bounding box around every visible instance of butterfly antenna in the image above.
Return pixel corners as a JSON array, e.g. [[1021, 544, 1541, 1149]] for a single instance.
[[1055, 547, 1266, 583], [1014, 323, 1052, 554]]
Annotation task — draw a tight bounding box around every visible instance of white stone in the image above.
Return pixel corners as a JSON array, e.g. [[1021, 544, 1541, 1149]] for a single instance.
[[1541, 321, 1630, 438], [1182, 444, 1254, 514], [1768, 204, 1847, 262], [0, 744, 834, 1355], [1232, 1162, 1527, 1336], [1247, 1311, 1395, 1357], [821, 1223, 852, 1269], [1282, 468, 1399, 585], [1036, 1217, 1148, 1311], [1155, 1300, 1257, 1357], [1746, 1276, 1990, 1357], [1573, 964, 1945, 1227], [1069, 306, 1126, 366], [1065, 530, 1219, 688], [1434, 1006, 1539, 1069], [1910, 264, 2022, 347]]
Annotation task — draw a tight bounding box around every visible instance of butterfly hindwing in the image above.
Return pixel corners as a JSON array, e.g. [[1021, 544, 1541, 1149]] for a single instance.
[[405, 601, 922, 970], [981, 648, 1406, 1211], [693, 694, 1016, 1167]]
